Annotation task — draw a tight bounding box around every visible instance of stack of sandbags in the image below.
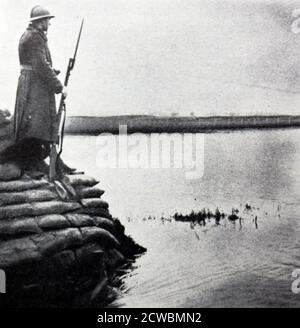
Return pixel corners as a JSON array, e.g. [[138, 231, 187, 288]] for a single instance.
[[0, 169, 146, 306]]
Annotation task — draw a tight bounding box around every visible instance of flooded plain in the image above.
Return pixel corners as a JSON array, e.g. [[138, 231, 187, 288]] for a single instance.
[[63, 128, 300, 307]]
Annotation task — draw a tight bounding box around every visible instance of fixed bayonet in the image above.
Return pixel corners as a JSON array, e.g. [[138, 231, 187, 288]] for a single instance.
[[49, 19, 84, 182]]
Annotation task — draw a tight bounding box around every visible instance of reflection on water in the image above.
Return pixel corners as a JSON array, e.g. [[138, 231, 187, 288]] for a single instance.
[[63, 128, 300, 307]]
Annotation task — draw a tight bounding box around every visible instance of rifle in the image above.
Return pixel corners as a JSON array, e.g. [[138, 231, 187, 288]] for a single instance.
[[49, 19, 84, 181]]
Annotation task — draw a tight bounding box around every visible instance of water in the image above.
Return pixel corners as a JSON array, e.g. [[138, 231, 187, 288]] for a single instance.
[[63, 128, 300, 307]]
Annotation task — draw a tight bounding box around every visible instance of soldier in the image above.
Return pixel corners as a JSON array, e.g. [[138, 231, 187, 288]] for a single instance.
[[12, 5, 75, 177]]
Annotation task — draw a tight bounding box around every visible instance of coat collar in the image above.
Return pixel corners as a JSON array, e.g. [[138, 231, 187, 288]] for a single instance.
[[27, 24, 48, 41]]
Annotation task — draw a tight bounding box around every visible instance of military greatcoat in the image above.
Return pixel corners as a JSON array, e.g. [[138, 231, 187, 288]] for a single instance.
[[14, 25, 63, 143]]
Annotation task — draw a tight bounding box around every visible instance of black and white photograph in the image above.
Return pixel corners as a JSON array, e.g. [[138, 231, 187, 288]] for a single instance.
[[1, 0, 300, 313]]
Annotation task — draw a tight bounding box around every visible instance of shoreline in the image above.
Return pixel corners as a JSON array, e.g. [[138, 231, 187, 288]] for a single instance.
[[65, 115, 300, 135]]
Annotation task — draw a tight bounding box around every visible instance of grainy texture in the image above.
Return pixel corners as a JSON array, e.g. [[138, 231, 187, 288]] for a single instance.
[[0, 154, 146, 306]]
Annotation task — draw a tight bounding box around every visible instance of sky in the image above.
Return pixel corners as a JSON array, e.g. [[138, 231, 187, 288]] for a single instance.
[[1, 0, 300, 117]]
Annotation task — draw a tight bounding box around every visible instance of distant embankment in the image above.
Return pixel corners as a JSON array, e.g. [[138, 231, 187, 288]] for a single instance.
[[65, 115, 300, 135]]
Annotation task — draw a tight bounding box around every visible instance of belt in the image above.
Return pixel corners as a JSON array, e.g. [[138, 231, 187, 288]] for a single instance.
[[20, 64, 33, 71]]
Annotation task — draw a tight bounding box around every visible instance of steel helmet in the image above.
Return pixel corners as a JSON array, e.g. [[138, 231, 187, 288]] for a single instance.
[[29, 5, 54, 22]]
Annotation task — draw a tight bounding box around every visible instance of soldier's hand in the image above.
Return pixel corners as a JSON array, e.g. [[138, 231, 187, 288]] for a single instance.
[[62, 87, 68, 99]]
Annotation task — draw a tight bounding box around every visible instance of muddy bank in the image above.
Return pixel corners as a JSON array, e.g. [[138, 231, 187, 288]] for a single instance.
[[65, 115, 300, 135]]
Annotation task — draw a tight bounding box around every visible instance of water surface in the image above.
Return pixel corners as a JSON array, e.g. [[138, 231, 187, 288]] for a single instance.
[[63, 128, 300, 307]]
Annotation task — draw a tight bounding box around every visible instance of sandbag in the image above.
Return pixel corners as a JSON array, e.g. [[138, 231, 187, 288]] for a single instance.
[[0, 237, 42, 268], [103, 248, 125, 270], [75, 186, 105, 198], [31, 228, 83, 256], [93, 216, 116, 235], [77, 207, 112, 219], [0, 178, 48, 192], [31, 200, 81, 216], [24, 189, 57, 203], [0, 163, 22, 181], [0, 191, 29, 206], [0, 189, 57, 206], [0, 203, 33, 220], [0, 201, 81, 220], [80, 198, 109, 209], [64, 213, 95, 227], [0, 217, 41, 236], [37, 214, 71, 230], [80, 226, 120, 249], [67, 174, 99, 187], [74, 242, 104, 265]]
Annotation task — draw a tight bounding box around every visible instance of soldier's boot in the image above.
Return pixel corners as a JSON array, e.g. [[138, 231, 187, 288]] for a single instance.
[[57, 157, 77, 174]]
